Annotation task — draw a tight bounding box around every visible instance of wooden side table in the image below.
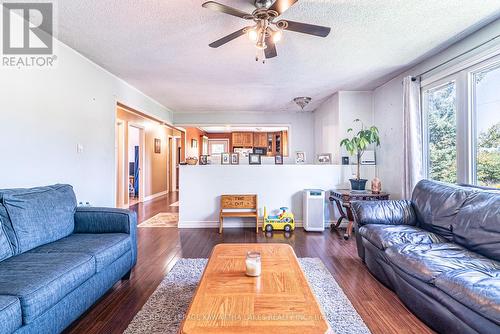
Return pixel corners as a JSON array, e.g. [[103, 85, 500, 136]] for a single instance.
[[329, 189, 390, 240]]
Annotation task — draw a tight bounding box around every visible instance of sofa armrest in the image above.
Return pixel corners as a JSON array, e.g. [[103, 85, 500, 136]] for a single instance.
[[74, 207, 137, 266], [74, 207, 136, 233], [351, 200, 417, 227]]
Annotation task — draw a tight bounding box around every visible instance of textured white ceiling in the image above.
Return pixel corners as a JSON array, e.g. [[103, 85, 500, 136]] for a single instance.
[[55, 0, 500, 113]]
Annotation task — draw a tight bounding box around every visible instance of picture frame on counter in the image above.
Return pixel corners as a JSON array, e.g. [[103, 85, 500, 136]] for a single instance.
[[199, 155, 208, 165], [316, 153, 332, 164], [253, 147, 267, 155], [295, 151, 306, 164], [230, 153, 239, 165], [275, 155, 283, 165], [221, 152, 230, 165], [249, 153, 261, 165]]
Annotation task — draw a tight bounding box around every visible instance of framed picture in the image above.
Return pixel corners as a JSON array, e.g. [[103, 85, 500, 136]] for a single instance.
[[317, 153, 332, 164], [199, 155, 208, 165], [221, 152, 230, 165], [275, 155, 283, 165], [230, 153, 239, 165], [295, 151, 306, 164], [154, 138, 161, 154], [249, 153, 261, 165], [191, 139, 198, 148]]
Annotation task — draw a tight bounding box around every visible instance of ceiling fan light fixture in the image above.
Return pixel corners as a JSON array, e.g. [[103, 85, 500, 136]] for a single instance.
[[256, 40, 267, 50], [272, 29, 283, 43], [247, 29, 258, 42]]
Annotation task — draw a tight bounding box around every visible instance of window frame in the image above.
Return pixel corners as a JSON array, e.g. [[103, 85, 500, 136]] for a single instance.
[[421, 51, 500, 185]]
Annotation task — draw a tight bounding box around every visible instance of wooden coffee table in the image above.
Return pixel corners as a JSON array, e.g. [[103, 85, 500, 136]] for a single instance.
[[181, 243, 332, 334]]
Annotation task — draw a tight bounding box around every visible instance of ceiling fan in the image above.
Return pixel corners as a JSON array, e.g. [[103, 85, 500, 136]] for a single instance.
[[202, 0, 331, 61]]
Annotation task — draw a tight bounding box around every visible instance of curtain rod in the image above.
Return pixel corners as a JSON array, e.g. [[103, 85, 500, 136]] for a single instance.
[[412, 33, 500, 81]]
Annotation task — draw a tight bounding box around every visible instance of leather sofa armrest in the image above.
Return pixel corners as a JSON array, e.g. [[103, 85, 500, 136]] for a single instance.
[[351, 200, 417, 227], [74, 207, 137, 266]]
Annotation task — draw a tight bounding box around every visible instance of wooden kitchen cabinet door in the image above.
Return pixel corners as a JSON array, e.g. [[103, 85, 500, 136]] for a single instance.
[[253, 132, 267, 147]]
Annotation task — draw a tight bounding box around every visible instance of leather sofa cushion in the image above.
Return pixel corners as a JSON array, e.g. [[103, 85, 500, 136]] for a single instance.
[[452, 190, 500, 262], [30, 233, 131, 272], [386, 243, 500, 283], [412, 180, 471, 240], [0, 185, 77, 254], [359, 224, 447, 250], [0, 295, 22, 334], [435, 269, 500, 325], [352, 200, 417, 226], [0, 252, 95, 324]]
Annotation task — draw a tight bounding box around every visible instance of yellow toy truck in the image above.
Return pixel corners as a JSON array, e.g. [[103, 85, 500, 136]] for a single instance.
[[263, 207, 295, 232]]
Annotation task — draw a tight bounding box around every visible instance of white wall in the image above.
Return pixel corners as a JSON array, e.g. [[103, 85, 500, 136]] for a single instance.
[[174, 111, 315, 164], [179, 164, 376, 228], [314, 91, 374, 164], [314, 93, 340, 163], [0, 21, 173, 206], [373, 19, 500, 199]]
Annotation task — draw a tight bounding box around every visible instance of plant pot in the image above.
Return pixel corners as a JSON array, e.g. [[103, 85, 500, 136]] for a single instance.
[[349, 178, 367, 191]]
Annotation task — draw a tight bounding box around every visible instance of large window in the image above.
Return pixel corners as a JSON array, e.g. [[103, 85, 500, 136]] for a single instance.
[[424, 81, 457, 183], [472, 64, 500, 187], [422, 53, 500, 188]]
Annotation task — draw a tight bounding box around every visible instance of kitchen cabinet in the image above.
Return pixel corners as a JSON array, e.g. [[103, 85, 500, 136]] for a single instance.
[[232, 132, 253, 147], [230, 131, 287, 156], [253, 132, 267, 147]]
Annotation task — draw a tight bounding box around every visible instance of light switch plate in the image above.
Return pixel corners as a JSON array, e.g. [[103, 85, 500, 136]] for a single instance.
[[77, 144, 84, 153]]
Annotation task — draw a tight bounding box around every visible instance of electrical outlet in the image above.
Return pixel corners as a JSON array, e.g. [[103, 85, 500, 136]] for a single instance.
[[76, 144, 84, 153]]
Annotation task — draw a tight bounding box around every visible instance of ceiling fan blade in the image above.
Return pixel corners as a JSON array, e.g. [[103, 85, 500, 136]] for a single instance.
[[202, 1, 252, 19], [282, 20, 331, 37], [209, 28, 247, 48], [264, 36, 277, 59], [268, 0, 298, 16]]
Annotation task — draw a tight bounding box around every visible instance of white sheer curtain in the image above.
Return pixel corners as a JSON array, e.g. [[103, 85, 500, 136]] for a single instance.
[[403, 76, 425, 199]]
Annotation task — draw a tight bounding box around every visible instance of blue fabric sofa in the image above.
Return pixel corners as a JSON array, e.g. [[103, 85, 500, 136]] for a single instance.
[[0, 184, 137, 334]]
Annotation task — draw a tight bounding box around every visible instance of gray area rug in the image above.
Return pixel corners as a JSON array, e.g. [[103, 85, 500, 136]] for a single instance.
[[124, 258, 371, 334]]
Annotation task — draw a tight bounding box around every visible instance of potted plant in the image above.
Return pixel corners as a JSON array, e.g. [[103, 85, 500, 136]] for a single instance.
[[340, 119, 380, 190]]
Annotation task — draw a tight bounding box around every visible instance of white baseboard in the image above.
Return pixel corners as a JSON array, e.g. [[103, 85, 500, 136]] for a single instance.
[[178, 220, 343, 229], [143, 191, 167, 202]]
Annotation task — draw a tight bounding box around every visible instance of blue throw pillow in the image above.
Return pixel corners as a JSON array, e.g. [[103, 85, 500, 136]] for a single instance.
[[1, 184, 77, 254], [0, 205, 15, 261]]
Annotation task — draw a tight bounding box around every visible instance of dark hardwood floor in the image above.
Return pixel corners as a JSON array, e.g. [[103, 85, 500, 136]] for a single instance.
[[65, 193, 433, 334]]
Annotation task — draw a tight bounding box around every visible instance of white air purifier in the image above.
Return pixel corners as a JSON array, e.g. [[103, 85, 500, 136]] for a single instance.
[[303, 189, 325, 232]]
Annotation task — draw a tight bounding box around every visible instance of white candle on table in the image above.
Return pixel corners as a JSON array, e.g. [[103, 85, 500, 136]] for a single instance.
[[246, 252, 261, 277]]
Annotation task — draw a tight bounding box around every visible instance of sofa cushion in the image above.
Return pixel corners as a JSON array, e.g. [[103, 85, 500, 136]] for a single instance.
[[0, 205, 14, 262], [386, 243, 500, 283], [0, 252, 95, 324], [30, 233, 131, 272], [0, 184, 77, 254], [452, 190, 500, 262], [359, 224, 447, 250], [435, 269, 500, 325], [0, 295, 22, 334], [0, 202, 16, 261], [412, 180, 471, 240]]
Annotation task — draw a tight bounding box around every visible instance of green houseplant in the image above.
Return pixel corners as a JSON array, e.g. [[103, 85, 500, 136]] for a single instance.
[[340, 119, 380, 190]]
